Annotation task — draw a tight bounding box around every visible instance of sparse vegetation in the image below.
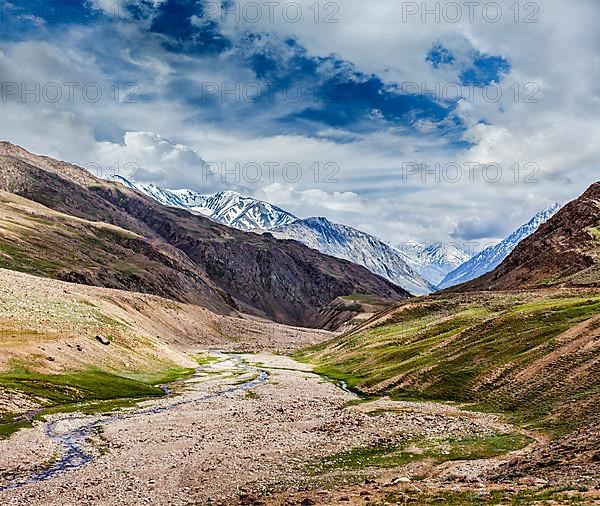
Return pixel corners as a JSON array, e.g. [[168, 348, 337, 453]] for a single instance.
[[308, 433, 531, 474], [0, 366, 195, 439], [192, 353, 221, 365], [377, 486, 589, 505], [298, 291, 600, 435]]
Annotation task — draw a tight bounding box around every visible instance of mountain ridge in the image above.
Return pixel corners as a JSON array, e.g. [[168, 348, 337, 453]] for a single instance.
[[109, 175, 298, 231], [438, 203, 561, 289], [0, 142, 409, 328], [269, 217, 436, 295], [455, 183, 600, 291]]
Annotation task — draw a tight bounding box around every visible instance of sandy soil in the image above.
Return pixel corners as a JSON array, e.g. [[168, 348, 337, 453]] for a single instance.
[[0, 352, 560, 506]]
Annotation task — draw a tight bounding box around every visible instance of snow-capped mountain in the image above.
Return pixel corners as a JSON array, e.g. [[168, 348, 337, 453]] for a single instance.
[[437, 204, 561, 289], [270, 218, 435, 295], [112, 174, 557, 296], [192, 191, 298, 230], [108, 175, 297, 230], [110, 175, 204, 208], [397, 242, 472, 286]]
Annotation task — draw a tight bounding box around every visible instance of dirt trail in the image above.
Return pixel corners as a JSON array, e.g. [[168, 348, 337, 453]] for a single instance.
[[0, 352, 547, 505]]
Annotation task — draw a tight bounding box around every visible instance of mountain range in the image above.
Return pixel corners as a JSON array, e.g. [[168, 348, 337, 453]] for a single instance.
[[0, 142, 409, 328], [108, 176, 472, 294], [438, 204, 562, 289], [269, 217, 436, 295], [397, 241, 472, 286], [110, 175, 562, 295]]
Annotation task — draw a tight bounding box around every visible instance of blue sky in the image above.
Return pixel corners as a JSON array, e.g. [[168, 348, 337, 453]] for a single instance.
[[0, 0, 599, 246]]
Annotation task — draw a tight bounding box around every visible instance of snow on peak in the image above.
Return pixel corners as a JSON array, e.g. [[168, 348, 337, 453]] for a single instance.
[[271, 218, 435, 296], [106, 175, 297, 231], [396, 241, 472, 286], [438, 203, 562, 289], [191, 192, 298, 231]]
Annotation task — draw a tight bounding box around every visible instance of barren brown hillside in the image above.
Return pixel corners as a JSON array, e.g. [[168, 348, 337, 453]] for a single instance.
[[0, 142, 409, 328]]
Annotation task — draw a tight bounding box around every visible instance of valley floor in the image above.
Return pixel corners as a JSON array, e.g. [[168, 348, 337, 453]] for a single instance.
[[1, 352, 597, 505]]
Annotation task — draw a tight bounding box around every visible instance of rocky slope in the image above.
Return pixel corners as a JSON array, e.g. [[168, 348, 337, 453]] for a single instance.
[[0, 267, 330, 377], [0, 190, 229, 313], [457, 184, 600, 291], [0, 142, 409, 327]]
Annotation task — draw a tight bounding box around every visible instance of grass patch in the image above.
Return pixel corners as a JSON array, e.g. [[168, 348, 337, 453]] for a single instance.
[[0, 365, 195, 439], [380, 486, 587, 505], [191, 353, 221, 366], [232, 373, 259, 386], [340, 396, 380, 408], [342, 294, 379, 303], [0, 239, 66, 275], [122, 367, 195, 385], [0, 419, 31, 440], [308, 433, 531, 475], [0, 369, 164, 404]]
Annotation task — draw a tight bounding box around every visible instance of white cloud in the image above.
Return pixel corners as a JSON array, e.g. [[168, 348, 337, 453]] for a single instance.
[[95, 132, 211, 190], [1, 0, 599, 247], [257, 183, 366, 215]]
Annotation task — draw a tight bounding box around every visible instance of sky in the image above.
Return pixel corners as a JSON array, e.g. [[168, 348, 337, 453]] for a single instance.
[[0, 0, 599, 249]]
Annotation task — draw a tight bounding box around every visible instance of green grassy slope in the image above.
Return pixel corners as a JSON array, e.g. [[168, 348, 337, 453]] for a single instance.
[[297, 290, 600, 435], [0, 366, 194, 439]]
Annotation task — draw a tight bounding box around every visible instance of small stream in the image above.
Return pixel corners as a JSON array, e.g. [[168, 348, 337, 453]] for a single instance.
[[337, 380, 355, 395], [0, 354, 268, 492]]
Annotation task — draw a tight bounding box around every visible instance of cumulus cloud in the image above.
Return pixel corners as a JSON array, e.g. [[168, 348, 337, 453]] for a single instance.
[[96, 132, 211, 190], [257, 183, 366, 215], [0, 0, 599, 247], [451, 216, 507, 242]]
